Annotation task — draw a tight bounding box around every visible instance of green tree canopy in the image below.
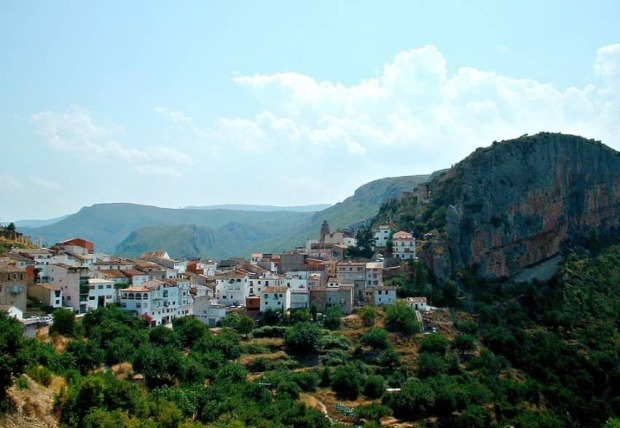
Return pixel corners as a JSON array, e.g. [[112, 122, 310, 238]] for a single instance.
[[50, 307, 76, 336], [0, 312, 27, 400], [284, 322, 321, 354], [384, 301, 420, 335]]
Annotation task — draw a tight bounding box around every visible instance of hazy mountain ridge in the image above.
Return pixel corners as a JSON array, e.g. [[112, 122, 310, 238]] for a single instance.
[[20, 176, 429, 258], [20, 203, 313, 256], [183, 204, 332, 212]]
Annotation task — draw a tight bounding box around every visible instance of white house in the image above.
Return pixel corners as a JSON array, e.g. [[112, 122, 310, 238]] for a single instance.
[[365, 261, 384, 287], [260, 286, 291, 313], [284, 273, 308, 290], [248, 274, 283, 296], [215, 274, 250, 306], [40, 264, 90, 312], [406, 296, 428, 312], [28, 283, 63, 308], [166, 277, 193, 317], [0, 304, 23, 320], [193, 296, 227, 327], [373, 286, 397, 306], [85, 278, 116, 311], [119, 279, 185, 326], [374, 225, 392, 248], [392, 231, 416, 260], [290, 289, 310, 309]]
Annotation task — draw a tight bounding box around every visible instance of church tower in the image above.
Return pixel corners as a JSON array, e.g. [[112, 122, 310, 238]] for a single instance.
[[320, 220, 330, 243]]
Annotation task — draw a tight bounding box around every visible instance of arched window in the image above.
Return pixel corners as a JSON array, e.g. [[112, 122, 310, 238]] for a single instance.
[[128, 293, 134, 300], [143, 293, 148, 300]]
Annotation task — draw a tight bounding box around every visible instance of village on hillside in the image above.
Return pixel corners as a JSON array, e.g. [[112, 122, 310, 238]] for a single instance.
[[1, 221, 427, 334]]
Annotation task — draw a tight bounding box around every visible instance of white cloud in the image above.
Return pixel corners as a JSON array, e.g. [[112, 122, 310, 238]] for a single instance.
[[0, 174, 23, 192], [31, 106, 192, 175], [209, 43, 620, 172], [143, 44, 620, 207], [30, 177, 60, 189], [137, 165, 183, 178], [153, 107, 194, 126]]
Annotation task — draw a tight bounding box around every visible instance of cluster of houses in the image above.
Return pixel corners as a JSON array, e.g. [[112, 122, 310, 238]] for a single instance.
[[1, 222, 424, 330]]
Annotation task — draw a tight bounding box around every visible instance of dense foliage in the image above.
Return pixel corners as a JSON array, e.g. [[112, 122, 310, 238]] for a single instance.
[[3, 244, 620, 427]]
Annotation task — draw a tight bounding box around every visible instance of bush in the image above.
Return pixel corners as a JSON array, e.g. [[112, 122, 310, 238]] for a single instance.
[[455, 320, 478, 335], [293, 370, 319, 392], [15, 376, 29, 390], [284, 322, 321, 354], [323, 307, 343, 330], [364, 374, 385, 399], [355, 403, 392, 423], [384, 301, 420, 335], [331, 364, 362, 400], [26, 365, 53, 386], [50, 307, 76, 336], [361, 328, 390, 350], [252, 325, 289, 338], [420, 333, 450, 355], [276, 380, 302, 399]]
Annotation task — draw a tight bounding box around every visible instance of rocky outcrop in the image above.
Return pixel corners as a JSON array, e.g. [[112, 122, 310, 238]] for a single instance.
[[423, 133, 620, 279]]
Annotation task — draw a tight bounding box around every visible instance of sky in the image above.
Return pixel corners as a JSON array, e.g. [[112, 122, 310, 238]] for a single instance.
[[1, 1, 619, 222]]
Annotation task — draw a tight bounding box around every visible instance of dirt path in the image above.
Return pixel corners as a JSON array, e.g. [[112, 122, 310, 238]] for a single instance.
[[299, 393, 328, 415]]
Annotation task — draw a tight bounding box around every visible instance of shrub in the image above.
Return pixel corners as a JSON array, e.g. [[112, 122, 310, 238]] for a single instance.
[[331, 364, 362, 400], [364, 374, 386, 399], [420, 333, 449, 355], [384, 301, 420, 335], [26, 365, 52, 386], [361, 328, 390, 350], [252, 325, 289, 338]]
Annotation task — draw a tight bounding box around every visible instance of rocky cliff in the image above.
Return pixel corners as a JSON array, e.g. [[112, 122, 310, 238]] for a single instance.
[[389, 133, 620, 279]]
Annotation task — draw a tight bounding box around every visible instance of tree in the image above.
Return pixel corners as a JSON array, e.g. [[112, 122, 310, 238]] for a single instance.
[[173, 316, 207, 349], [236, 316, 254, 339], [331, 364, 362, 399], [289, 308, 311, 324], [149, 325, 181, 348], [360, 306, 377, 327], [347, 225, 376, 259], [50, 307, 76, 336], [361, 328, 390, 350], [323, 306, 343, 330], [132, 345, 185, 388], [0, 312, 26, 401], [420, 333, 449, 355], [384, 301, 420, 335], [65, 339, 104, 375], [452, 334, 476, 354], [364, 374, 386, 399], [284, 322, 321, 354]]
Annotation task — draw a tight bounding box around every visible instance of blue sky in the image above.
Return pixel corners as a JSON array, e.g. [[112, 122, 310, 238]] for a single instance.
[[1, 1, 619, 221]]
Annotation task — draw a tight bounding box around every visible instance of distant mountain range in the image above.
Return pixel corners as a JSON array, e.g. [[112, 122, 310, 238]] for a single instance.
[[183, 204, 332, 212], [14, 215, 70, 228], [19, 175, 430, 259]]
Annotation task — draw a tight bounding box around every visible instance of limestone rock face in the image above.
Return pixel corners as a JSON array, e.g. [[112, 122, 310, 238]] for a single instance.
[[429, 133, 620, 279]]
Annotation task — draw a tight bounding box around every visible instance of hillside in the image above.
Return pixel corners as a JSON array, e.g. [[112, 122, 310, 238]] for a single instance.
[[184, 204, 332, 212], [116, 222, 282, 260], [376, 133, 620, 280], [21, 204, 314, 256], [248, 175, 432, 254]]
